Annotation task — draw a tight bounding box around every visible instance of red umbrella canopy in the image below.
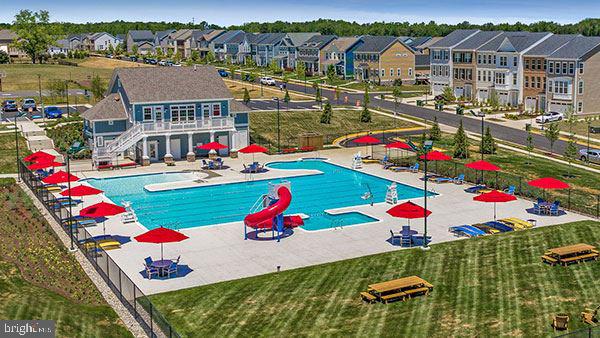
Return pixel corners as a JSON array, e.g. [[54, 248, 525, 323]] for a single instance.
[[60, 185, 103, 197], [465, 160, 501, 171], [474, 190, 517, 203], [385, 141, 412, 150], [419, 150, 451, 161], [196, 141, 228, 150], [354, 135, 380, 144], [528, 177, 570, 190], [238, 144, 268, 154], [134, 227, 189, 244], [42, 170, 80, 184], [23, 151, 56, 163], [27, 161, 64, 170], [80, 202, 126, 218], [386, 201, 431, 219]]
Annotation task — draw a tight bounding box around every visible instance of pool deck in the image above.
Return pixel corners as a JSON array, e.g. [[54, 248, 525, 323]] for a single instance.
[[67, 148, 592, 295]]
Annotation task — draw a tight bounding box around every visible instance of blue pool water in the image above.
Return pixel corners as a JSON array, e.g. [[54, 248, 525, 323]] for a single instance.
[[86, 160, 431, 231]]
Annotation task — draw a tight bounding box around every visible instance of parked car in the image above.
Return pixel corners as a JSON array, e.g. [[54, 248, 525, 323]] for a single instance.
[[535, 111, 564, 124], [21, 98, 37, 112], [147, 58, 157, 65], [158, 60, 167, 66], [579, 148, 600, 164], [2, 100, 18, 112], [129, 55, 138, 62], [44, 106, 63, 119], [106, 54, 114, 59], [164, 60, 174, 66], [260, 77, 276, 86], [218, 69, 229, 77]]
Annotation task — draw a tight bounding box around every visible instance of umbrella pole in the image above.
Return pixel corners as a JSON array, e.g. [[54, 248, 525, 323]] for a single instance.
[[161, 243, 164, 260], [103, 221, 106, 235], [494, 202, 497, 221]]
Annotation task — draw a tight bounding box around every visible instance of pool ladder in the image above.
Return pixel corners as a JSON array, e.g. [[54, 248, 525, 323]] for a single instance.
[[249, 194, 268, 214]]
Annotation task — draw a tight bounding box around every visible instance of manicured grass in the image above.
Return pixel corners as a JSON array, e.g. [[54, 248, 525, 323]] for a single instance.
[[0, 178, 131, 337], [557, 114, 600, 138], [0, 63, 114, 91], [151, 220, 600, 337], [344, 81, 430, 92], [249, 109, 419, 148], [223, 79, 309, 101], [0, 133, 30, 174]]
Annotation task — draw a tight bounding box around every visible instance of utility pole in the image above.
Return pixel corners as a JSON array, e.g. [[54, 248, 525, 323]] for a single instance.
[[65, 80, 70, 118]]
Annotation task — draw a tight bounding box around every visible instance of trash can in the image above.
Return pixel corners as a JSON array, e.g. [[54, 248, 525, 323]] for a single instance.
[[525, 123, 531, 131], [416, 100, 423, 107], [456, 106, 464, 115]]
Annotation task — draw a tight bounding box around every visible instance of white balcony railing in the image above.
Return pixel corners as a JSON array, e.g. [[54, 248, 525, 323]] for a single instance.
[[140, 117, 235, 134]]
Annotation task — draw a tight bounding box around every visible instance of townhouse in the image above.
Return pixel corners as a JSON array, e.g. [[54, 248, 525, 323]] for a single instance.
[[210, 30, 246, 62], [126, 30, 155, 54], [297, 35, 337, 75], [185, 29, 225, 59], [48, 39, 70, 56], [0, 29, 24, 58], [321, 37, 362, 79], [522, 34, 577, 112], [252, 33, 287, 67], [353, 36, 417, 84], [429, 29, 479, 96], [278, 33, 320, 69], [155, 29, 176, 54], [545, 36, 600, 114], [82, 66, 250, 167]]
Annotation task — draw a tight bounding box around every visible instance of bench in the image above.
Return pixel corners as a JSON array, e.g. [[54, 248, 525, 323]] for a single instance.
[[423, 282, 434, 289], [560, 253, 599, 265], [300, 146, 315, 152], [97, 164, 113, 170], [403, 287, 430, 297], [542, 255, 558, 265], [360, 292, 377, 304], [282, 148, 298, 154], [117, 162, 137, 169], [380, 291, 407, 303]]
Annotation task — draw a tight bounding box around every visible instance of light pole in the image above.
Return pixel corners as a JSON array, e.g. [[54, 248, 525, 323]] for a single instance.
[[14, 113, 20, 183], [66, 153, 75, 251], [37, 74, 44, 117], [421, 140, 433, 250], [65, 80, 70, 118], [472, 110, 485, 182], [273, 97, 280, 153]]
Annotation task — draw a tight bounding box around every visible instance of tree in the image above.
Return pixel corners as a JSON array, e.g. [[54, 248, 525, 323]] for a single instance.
[[131, 44, 138, 56], [393, 85, 402, 112], [525, 131, 534, 163], [108, 44, 115, 55], [320, 102, 333, 124], [12, 10, 56, 63], [488, 89, 499, 109], [245, 56, 256, 68], [283, 89, 290, 106], [47, 79, 67, 100], [544, 122, 560, 155], [269, 59, 281, 74], [173, 50, 181, 62], [313, 81, 321, 102], [453, 120, 469, 159], [334, 86, 340, 104], [442, 86, 455, 103], [228, 64, 236, 79], [563, 135, 578, 177], [480, 126, 497, 154], [0, 50, 9, 64], [191, 50, 199, 62], [429, 116, 441, 141], [155, 47, 164, 60], [90, 74, 106, 102], [326, 64, 336, 84], [360, 106, 372, 123], [296, 61, 306, 79], [363, 85, 370, 107], [205, 51, 215, 64], [243, 88, 251, 104]]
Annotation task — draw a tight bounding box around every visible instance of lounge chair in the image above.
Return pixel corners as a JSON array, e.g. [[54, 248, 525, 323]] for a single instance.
[[390, 163, 419, 172], [453, 174, 465, 184], [449, 225, 485, 237], [431, 175, 454, 183], [464, 185, 487, 194], [381, 156, 394, 169], [504, 185, 516, 195], [499, 218, 534, 229], [471, 223, 500, 234], [484, 221, 513, 232], [63, 216, 97, 227], [552, 314, 569, 331]]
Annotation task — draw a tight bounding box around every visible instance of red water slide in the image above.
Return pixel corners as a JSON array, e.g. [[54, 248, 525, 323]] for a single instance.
[[244, 186, 292, 229]]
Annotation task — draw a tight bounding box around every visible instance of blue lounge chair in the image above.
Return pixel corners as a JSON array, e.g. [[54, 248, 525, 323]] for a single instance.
[[464, 185, 487, 193], [549, 201, 560, 216], [504, 185, 515, 195], [485, 221, 513, 232], [450, 225, 486, 237], [432, 176, 453, 183], [453, 174, 465, 184], [391, 163, 419, 172]]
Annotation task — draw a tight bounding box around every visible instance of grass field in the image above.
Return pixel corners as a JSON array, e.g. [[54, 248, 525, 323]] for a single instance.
[[0, 133, 30, 174], [223, 79, 309, 101], [0, 179, 131, 337], [249, 109, 419, 148], [557, 114, 600, 138], [344, 82, 430, 92], [151, 220, 600, 337]]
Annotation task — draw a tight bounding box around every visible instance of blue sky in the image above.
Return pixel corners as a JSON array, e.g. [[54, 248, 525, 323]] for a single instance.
[[2, 0, 598, 26]]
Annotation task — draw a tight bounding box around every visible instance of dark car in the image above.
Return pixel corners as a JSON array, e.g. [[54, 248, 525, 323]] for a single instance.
[[21, 98, 37, 112], [44, 106, 63, 119], [129, 55, 138, 62], [218, 69, 229, 77], [147, 58, 157, 65], [2, 100, 18, 112]]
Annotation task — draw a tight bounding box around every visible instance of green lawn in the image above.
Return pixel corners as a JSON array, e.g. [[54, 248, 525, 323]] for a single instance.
[[0, 179, 131, 337], [0, 133, 30, 174], [557, 114, 600, 138], [249, 109, 419, 148], [344, 81, 430, 92], [0, 63, 114, 91], [151, 220, 600, 337]]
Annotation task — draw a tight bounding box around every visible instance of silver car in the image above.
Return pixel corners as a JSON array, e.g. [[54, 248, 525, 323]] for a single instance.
[[579, 148, 600, 164]]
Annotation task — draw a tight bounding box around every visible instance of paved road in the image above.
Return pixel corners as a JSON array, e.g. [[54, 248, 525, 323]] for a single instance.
[[0, 89, 88, 98]]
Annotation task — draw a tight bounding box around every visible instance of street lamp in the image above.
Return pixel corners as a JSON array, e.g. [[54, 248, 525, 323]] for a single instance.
[[421, 140, 434, 250], [14, 113, 20, 183], [65, 152, 75, 251], [273, 97, 280, 153]]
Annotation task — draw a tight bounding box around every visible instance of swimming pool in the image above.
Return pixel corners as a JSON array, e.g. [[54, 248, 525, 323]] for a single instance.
[[87, 160, 431, 231]]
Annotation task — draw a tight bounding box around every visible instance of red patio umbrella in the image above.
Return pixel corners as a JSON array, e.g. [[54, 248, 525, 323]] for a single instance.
[[354, 135, 381, 158], [465, 160, 500, 171], [419, 150, 451, 161], [60, 185, 103, 197], [42, 170, 80, 184], [196, 141, 228, 150], [27, 161, 64, 170], [80, 201, 126, 234], [23, 151, 56, 163], [528, 177, 570, 201], [134, 226, 189, 260], [473, 190, 517, 220], [238, 144, 268, 163], [385, 141, 412, 150], [387, 201, 431, 227]]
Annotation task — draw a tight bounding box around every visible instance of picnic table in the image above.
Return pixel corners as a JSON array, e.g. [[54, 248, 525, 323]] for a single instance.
[[361, 276, 433, 304], [542, 243, 599, 266]]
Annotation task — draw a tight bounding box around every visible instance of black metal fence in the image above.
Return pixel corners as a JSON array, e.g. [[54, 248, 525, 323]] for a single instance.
[[555, 326, 600, 337], [18, 161, 180, 338]]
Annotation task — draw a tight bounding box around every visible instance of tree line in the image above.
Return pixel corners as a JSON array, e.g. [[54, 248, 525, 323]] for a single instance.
[[2, 16, 600, 37]]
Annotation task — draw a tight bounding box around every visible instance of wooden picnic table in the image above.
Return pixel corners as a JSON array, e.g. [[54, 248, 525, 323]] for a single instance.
[[547, 243, 596, 257], [368, 276, 428, 293], [542, 243, 598, 266]]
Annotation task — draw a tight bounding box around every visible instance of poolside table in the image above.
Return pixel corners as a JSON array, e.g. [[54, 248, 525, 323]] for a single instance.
[[151, 259, 174, 277]]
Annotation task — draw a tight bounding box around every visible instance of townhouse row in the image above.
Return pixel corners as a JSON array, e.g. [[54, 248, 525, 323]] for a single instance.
[[430, 29, 600, 114]]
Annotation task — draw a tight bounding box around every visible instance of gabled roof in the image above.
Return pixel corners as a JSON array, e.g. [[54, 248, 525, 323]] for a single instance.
[[191, 29, 224, 42], [478, 31, 550, 53], [81, 93, 127, 121], [116, 34, 126, 41], [405, 36, 432, 49], [285, 32, 320, 47], [355, 36, 400, 53], [168, 29, 191, 41], [254, 33, 287, 45], [548, 35, 600, 60], [301, 35, 337, 49], [415, 37, 442, 50], [0, 29, 17, 41], [52, 39, 70, 49], [454, 31, 502, 50], [524, 34, 578, 57], [430, 29, 479, 48], [212, 30, 245, 44], [107, 66, 234, 103], [128, 30, 154, 42], [323, 37, 360, 53]]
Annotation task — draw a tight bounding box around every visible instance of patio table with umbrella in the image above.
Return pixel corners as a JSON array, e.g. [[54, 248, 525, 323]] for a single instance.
[[196, 141, 228, 159], [42, 170, 79, 185], [23, 151, 56, 163], [465, 160, 500, 184], [385, 141, 412, 159], [135, 227, 189, 277], [473, 190, 517, 220], [239, 144, 268, 174], [80, 201, 126, 234], [417, 149, 450, 249], [387, 201, 432, 246], [527, 177, 570, 203], [27, 161, 64, 171], [353, 135, 381, 158], [61, 185, 103, 207]]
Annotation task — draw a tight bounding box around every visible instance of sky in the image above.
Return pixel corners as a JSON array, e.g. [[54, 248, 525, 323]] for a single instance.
[[1, 0, 598, 26]]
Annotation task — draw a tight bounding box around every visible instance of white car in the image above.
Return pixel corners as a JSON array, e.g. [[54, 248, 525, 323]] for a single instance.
[[535, 111, 564, 124], [579, 148, 600, 164], [260, 77, 276, 86]]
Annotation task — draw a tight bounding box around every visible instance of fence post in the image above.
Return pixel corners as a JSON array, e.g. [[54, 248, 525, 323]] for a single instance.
[[495, 172, 499, 189], [568, 189, 571, 209], [597, 195, 599, 218], [119, 270, 122, 301], [518, 177, 522, 195], [150, 302, 154, 336], [134, 287, 137, 318]]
